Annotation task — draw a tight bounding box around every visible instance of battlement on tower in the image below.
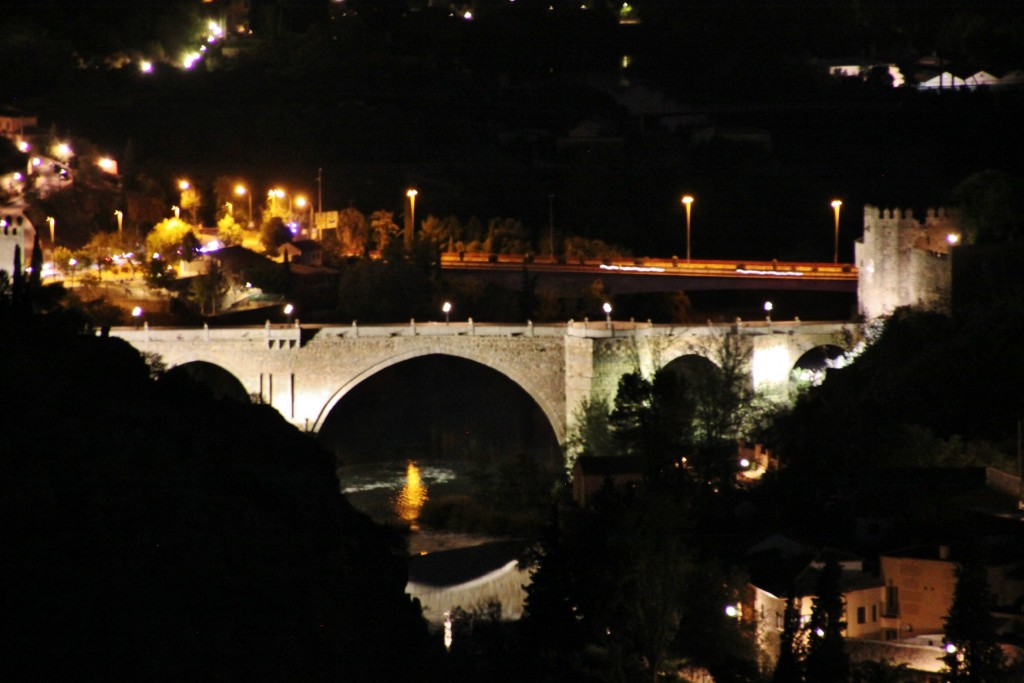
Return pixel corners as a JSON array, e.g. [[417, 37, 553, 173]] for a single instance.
[[856, 205, 958, 319]]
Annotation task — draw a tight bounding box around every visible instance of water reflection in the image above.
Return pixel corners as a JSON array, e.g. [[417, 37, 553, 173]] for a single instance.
[[392, 461, 428, 529]]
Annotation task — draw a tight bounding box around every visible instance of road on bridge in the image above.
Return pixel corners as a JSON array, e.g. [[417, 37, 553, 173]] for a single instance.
[[439, 253, 857, 294]]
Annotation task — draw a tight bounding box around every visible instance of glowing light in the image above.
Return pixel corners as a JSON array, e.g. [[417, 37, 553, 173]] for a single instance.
[[183, 52, 201, 69], [735, 268, 803, 277], [752, 344, 792, 389], [32, 157, 41, 167], [945, 643, 957, 654], [97, 158, 117, 173], [16, 141, 29, 152], [739, 458, 750, 468], [599, 264, 666, 273], [463, 10, 473, 19], [444, 611, 453, 650], [725, 605, 740, 618], [815, 627, 825, 637], [179, 179, 190, 191], [55, 143, 72, 158], [393, 461, 428, 529], [139, 60, 153, 74], [132, 306, 143, 318], [947, 233, 960, 245]]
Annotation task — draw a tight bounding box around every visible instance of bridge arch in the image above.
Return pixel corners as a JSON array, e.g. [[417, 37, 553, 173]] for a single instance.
[[162, 360, 250, 403], [790, 344, 848, 385], [312, 349, 565, 444]]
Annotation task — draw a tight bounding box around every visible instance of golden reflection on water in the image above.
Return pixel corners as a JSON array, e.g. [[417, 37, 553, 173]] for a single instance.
[[393, 461, 428, 529]]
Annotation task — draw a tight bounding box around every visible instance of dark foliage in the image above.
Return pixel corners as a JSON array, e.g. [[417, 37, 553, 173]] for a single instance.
[[0, 319, 442, 681], [943, 559, 1007, 682]]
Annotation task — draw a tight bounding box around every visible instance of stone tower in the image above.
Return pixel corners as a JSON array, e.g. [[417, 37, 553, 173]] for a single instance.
[[855, 205, 959, 319]]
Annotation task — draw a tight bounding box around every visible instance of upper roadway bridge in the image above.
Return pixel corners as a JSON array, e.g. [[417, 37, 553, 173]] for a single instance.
[[109, 319, 857, 445], [439, 253, 858, 294]]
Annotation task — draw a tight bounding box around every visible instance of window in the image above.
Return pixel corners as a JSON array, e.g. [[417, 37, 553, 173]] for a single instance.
[[872, 605, 877, 622], [857, 606, 866, 624]]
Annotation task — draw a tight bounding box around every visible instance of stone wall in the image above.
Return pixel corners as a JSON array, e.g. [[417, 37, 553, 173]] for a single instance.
[[856, 205, 957, 319], [110, 321, 856, 454]]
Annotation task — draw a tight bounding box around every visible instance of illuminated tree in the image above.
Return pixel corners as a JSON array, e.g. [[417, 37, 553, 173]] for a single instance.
[[773, 593, 803, 683], [369, 210, 399, 252], [144, 218, 198, 264], [179, 184, 202, 225], [216, 214, 245, 247]]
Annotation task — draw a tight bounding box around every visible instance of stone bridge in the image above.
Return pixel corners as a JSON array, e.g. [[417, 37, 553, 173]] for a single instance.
[[108, 319, 857, 444]]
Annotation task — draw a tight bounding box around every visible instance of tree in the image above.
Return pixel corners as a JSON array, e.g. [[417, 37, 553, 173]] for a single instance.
[[951, 170, 1024, 245], [259, 216, 292, 256], [773, 593, 803, 683], [804, 553, 849, 683], [189, 260, 229, 315], [144, 217, 198, 264], [335, 207, 369, 255], [216, 214, 245, 247], [943, 559, 1006, 682], [369, 210, 399, 252]]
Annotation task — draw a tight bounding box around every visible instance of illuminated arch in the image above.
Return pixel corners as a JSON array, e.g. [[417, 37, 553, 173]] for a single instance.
[[312, 350, 565, 443]]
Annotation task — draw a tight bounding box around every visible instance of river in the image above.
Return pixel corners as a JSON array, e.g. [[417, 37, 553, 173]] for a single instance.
[[337, 460, 503, 554]]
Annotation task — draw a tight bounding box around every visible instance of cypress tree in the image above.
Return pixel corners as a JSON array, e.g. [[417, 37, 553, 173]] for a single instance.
[[804, 553, 848, 683], [773, 593, 803, 683], [943, 558, 1006, 682]]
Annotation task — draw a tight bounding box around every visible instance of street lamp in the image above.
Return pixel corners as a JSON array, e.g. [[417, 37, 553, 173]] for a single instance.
[[284, 303, 295, 324], [406, 188, 418, 249], [114, 209, 123, 235], [179, 179, 190, 191], [47, 216, 55, 246], [682, 195, 694, 263], [172, 205, 180, 219], [235, 183, 254, 227], [831, 199, 842, 263], [442, 301, 452, 324], [764, 300, 773, 321], [603, 301, 612, 329], [295, 195, 313, 235]]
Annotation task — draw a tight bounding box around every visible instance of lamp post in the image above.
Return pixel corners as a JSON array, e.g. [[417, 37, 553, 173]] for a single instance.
[[682, 195, 694, 262], [603, 301, 612, 329], [284, 303, 295, 324], [235, 183, 253, 227], [295, 195, 313, 235], [442, 301, 452, 325], [831, 199, 842, 263], [172, 205, 180, 219], [548, 193, 555, 257], [406, 188, 418, 249], [114, 210, 123, 235], [47, 216, 55, 246]]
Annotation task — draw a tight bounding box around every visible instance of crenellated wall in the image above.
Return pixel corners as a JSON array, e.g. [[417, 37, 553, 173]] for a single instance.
[[855, 205, 958, 319]]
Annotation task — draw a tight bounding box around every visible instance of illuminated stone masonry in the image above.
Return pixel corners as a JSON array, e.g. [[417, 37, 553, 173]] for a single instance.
[[110, 320, 855, 451], [855, 205, 958, 320]]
